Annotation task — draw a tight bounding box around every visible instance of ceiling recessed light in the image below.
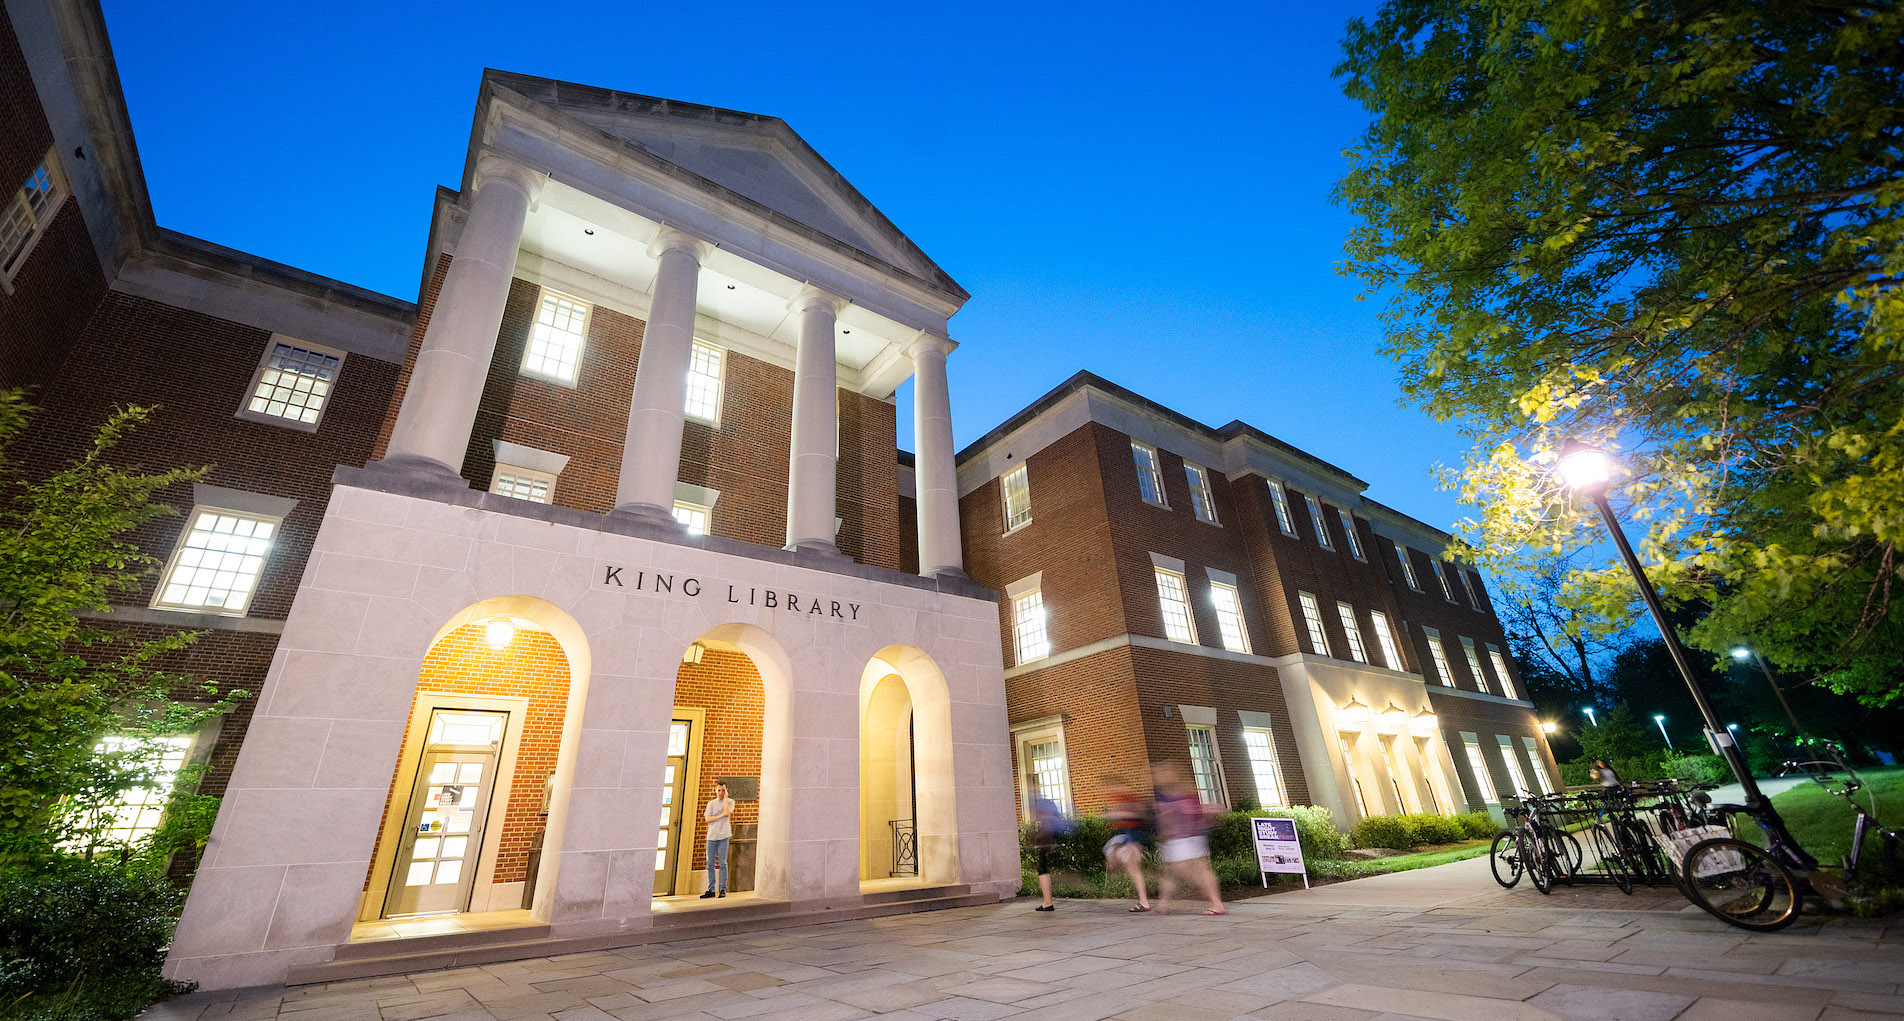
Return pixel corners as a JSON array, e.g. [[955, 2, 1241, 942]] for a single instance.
[[842, 329, 851, 334], [583, 228, 594, 235], [726, 284, 735, 290]]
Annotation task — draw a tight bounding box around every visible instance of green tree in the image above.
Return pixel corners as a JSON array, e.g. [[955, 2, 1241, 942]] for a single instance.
[[1335, 1, 1904, 704], [0, 390, 236, 856]]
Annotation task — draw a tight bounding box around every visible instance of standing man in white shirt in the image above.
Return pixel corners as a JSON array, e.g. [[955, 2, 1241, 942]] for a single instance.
[[699, 780, 735, 899]]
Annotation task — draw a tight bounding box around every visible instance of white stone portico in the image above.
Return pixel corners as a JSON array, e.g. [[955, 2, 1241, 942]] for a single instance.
[[165, 482, 1018, 989]]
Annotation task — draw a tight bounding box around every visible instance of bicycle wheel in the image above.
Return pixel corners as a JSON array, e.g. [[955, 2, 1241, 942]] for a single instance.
[[1489, 832, 1523, 889], [1586, 823, 1633, 894], [1681, 837, 1802, 932], [1543, 830, 1583, 880], [1521, 829, 1553, 894]]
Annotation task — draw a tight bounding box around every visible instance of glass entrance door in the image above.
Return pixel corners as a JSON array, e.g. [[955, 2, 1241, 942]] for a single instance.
[[382, 709, 506, 918], [654, 719, 691, 895]]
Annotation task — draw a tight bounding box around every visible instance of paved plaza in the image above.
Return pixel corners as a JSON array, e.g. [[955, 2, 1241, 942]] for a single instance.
[[147, 858, 1903, 1021]]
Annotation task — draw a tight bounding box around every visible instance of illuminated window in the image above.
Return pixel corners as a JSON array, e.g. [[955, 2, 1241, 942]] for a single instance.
[[239, 337, 343, 429], [1380, 736, 1410, 811], [1393, 540, 1421, 591], [1012, 589, 1050, 664], [1305, 495, 1334, 550], [1241, 728, 1286, 808], [1266, 480, 1297, 536], [1488, 646, 1518, 699], [1416, 737, 1443, 813], [1298, 591, 1330, 656], [1523, 736, 1556, 794], [1155, 568, 1197, 644], [1431, 560, 1457, 602], [1340, 733, 1369, 816], [1209, 582, 1250, 653], [523, 289, 588, 383], [1336, 602, 1368, 664], [491, 466, 555, 504], [1185, 463, 1218, 524], [1131, 442, 1167, 506], [684, 341, 724, 423], [672, 501, 710, 535], [1, 150, 66, 286], [1424, 631, 1455, 686], [87, 735, 195, 848], [1370, 611, 1403, 670], [1002, 465, 1032, 531], [1337, 508, 1365, 560], [153, 509, 279, 615], [1464, 739, 1499, 802], [1185, 725, 1226, 806], [1461, 637, 1490, 693], [1460, 569, 1484, 610], [1013, 720, 1072, 817], [1497, 736, 1531, 796]]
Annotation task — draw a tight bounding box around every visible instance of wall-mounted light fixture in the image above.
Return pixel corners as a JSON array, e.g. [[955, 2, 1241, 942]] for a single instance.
[[485, 617, 516, 650], [1339, 698, 1370, 727], [1378, 702, 1408, 730], [1540, 721, 1558, 734], [1410, 708, 1439, 735], [681, 641, 707, 666]]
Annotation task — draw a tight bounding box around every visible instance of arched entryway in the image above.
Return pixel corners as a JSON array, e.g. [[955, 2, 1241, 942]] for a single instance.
[[859, 645, 959, 887], [357, 596, 590, 931]]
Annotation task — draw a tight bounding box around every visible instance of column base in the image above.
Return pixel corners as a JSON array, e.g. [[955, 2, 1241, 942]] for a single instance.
[[363, 453, 466, 482], [784, 539, 848, 559], [922, 566, 972, 583], [606, 503, 686, 532]]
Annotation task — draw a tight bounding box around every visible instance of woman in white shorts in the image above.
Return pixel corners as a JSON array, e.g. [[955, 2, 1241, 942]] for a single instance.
[[1151, 761, 1224, 915]]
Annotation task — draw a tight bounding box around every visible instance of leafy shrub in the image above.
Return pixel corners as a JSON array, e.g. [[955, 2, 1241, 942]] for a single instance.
[[1206, 811, 1253, 860], [1349, 813, 1415, 850], [1275, 805, 1349, 860], [1663, 754, 1730, 785], [1452, 811, 1498, 839], [1350, 811, 1490, 850], [0, 858, 193, 1020], [1019, 813, 1115, 878]]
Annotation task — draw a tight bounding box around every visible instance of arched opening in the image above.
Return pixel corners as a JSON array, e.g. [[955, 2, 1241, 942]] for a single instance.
[[357, 596, 591, 935], [860, 673, 915, 881], [860, 646, 960, 887]]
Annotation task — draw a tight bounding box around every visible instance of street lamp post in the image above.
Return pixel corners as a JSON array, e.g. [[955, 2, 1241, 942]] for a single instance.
[[1556, 442, 1769, 805], [1653, 713, 1674, 750], [1731, 646, 1805, 737], [1582, 706, 1597, 727]]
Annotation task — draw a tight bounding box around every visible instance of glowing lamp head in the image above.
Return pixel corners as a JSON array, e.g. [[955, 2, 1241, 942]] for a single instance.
[[484, 617, 515, 650], [1540, 721, 1558, 734], [1379, 702, 1408, 729], [1339, 698, 1371, 727], [1653, 714, 1666, 723], [1731, 647, 1751, 661], [1557, 441, 1610, 494], [1411, 708, 1439, 734]]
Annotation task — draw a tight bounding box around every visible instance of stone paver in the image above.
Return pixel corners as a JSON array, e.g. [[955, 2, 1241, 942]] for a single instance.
[[146, 857, 1902, 1021]]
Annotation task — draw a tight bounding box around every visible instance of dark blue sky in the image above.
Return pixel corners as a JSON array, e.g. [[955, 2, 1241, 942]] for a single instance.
[[99, 0, 1474, 531]]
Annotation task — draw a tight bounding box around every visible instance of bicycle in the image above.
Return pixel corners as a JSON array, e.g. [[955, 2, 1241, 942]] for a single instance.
[[1490, 792, 1583, 894]]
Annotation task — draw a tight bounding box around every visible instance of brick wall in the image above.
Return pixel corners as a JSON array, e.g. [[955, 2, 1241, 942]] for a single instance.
[[673, 648, 764, 873], [368, 623, 572, 890], [1002, 646, 1149, 814]]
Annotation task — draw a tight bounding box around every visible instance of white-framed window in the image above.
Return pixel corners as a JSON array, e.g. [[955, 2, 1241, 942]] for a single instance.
[[1496, 736, 1531, 797], [1154, 568, 1198, 644], [1392, 540, 1421, 591], [1463, 738, 1499, 802], [1336, 602, 1369, 664], [1423, 629, 1455, 686], [1415, 737, 1444, 814], [1001, 465, 1032, 532], [1487, 646, 1518, 699], [1012, 589, 1051, 664], [1241, 727, 1286, 807], [1522, 736, 1556, 794], [1337, 508, 1365, 560], [1298, 591, 1331, 656], [1339, 732, 1370, 817], [523, 288, 589, 383], [1131, 442, 1168, 507], [237, 336, 345, 430], [1, 149, 67, 289], [1013, 718, 1073, 818], [1431, 560, 1457, 602], [1305, 495, 1334, 550], [1460, 637, 1490, 694], [1460, 569, 1485, 610], [1266, 480, 1298, 536], [491, 465, 556, 504], [1209, 581, 1250, 654], [85, 734, 196, 848], [672, 501, 711, 535], [1185, 463, 1218, 524], [1185, 725, 1227, 807], [1379, 736, 1410, 811], [1370, 610, 1404, 671], [152, 508, 280, 615], [684, 341, 725, 424]]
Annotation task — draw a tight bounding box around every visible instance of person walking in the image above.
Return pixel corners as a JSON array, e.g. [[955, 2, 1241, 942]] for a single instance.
[[699, 780, 735, 899], [1151, 761, 1224, 915], [1028, 780, 1067, 911], [1101, 774, 1152, 912], [1591, 759, 1621, 788]]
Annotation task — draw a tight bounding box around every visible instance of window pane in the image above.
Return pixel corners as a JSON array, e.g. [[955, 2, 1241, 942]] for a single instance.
[[1209, 583, 1249, 653], [0, 200, 35, 273], [1394, 541, 1421, 590], [155, 510, 277, 613], [1242, 729, 1284, 807], [1131, 443, 1165, 505], [1465, 742, 1498, 801], [1462, 639, 1490, 693], [1025, 737, 1072, 814], [1489, 651, 1517, 699], [1186, 727, 1224, 806], [493, 471, 553, 504], [1432, 561, 1456, 601], [684, 342, 724, 422], [1336, 602, 1368, 664], [1497, 738, 1530, 796], [1268, 482, 1297, 535], [1305, 496, 1333, 549], [1461, 569, 1484, 609], [1298, 592, 1330, 656], [1002, 466, 1032, 530], [1339, 733, 1369, 816], [247, 342, 340, 425], [81, 735, 194, 849], [525, 292, 588, 382], [1370, 611, 1403, 670], [1013, 590, 1050, 662], [1426, 636, 1455, 686], [1186, 464, 1216, 523], [1155, 569, 1197, 643], [1337, 508, 1364, 559], [673, 502, 709, 535]]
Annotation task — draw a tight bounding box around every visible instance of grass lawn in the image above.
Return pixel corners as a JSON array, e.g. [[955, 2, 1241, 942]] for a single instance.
[[1324, 840, 1492, 878], [1770, 765, 1904, 870]]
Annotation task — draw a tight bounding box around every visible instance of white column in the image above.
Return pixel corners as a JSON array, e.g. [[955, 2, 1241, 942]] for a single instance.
[[611, 230, 706, 525], [910, 334, 966, 578], [784, 290, 845, 553], [381, 154, 540, 478]]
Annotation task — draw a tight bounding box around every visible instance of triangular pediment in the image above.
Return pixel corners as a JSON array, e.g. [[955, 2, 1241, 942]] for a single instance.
[[483, 72, 958, 295]]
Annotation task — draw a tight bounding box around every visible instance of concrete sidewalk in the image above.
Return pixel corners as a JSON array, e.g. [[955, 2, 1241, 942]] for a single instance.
[[147, 861, 1901, 1021]]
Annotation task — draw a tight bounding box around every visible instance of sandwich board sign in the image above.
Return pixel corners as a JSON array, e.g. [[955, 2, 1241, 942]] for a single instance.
[[1251, 816, 1308, 888]]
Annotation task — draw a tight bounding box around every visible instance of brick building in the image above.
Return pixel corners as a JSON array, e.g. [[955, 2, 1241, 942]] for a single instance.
[[5, 0, 1017, 992], [945, 373, 1561, 829]]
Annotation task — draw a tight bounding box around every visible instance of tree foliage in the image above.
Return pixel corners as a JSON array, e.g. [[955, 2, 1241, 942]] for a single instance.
[[1335, 1, 1904, 704], [0, 390, 235, 856]]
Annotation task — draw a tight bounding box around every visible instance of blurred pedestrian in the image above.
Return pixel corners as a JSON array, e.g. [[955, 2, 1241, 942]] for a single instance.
[[1101, 774, 1152, 912], [1151, 761, 1224, 915], [1591, 759, 1621, 788], [1028, 779, 1068, 912]]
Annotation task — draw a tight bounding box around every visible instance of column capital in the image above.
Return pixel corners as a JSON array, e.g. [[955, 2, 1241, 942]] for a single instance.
[[905, 332, 956, 359], [471, 153, 544, 199], [788, 286, 847, 316], [648, 227, 710, 263]]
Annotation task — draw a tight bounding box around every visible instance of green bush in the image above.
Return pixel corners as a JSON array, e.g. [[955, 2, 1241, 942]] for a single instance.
[[1349, 811, 1490, 850], [1206, 811, 1254, 860], [1019, 813, 1115, 878], [0, 858, 193, 1020], [1452, 811, 1498, 839], [1663, 754, 1731, 785], [1349, 813, 1415, 849]]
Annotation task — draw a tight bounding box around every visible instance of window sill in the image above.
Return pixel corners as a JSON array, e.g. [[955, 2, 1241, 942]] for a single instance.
[[234, 408, 322, 433], [1002, 519, 1033, 537], [1141, 498, 1172, 511], [519, 368, 581, 389], [1194, 516, 1221, 527]]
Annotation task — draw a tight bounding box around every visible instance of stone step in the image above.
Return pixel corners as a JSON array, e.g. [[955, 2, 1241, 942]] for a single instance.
[[330, 922, 555, 962]]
